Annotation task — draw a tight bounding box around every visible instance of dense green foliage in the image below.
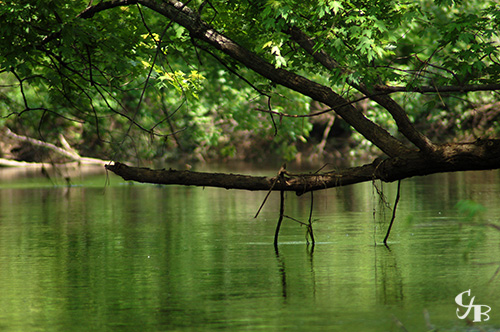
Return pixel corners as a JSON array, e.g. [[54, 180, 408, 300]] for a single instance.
[[1, 0, 499, 163]]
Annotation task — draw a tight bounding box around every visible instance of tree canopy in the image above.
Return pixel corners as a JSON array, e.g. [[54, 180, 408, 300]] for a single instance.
[[1, 0, 500, 176]]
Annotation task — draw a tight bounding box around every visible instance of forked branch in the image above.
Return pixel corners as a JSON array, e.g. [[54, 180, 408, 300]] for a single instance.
[[287, 27, 437, 155]]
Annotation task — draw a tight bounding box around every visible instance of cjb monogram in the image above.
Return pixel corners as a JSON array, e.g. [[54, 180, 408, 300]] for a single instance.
[[455, 289, 491, 322]]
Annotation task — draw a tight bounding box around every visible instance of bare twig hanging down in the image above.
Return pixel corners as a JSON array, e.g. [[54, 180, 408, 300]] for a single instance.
[[282, 215, 310, 227], [275, 189, 285, 248], [255, 163, 315, 246], [281, 213, 315, 245], [273, 164, 288, 247], [383, 180, 402, 245], [307, 191, 315, 245]]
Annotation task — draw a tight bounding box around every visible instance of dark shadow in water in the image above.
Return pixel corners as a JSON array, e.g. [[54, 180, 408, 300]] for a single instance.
[[307, 244, 317, 299], [274, 245, 288, 299], [375, 244, 404, 306]]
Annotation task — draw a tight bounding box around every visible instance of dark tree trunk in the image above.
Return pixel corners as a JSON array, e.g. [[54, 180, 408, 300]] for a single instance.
[[106, 139, 500, 193]]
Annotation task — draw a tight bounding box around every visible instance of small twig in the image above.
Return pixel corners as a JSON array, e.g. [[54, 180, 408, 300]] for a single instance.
[[254, 93, 377, 119], [197, 0, 218, 25], [282, 215, 308, 226], [254, 163, 287, 218], [268, 96, 278, 136], [384, 180, 402, 245], [11, 70, 30, 110], [314, 163, 329, 174], [86, 44, 93, 86]]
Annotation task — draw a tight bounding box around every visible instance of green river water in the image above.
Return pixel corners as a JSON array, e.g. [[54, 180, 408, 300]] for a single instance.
[[0, 167, 499, 331]]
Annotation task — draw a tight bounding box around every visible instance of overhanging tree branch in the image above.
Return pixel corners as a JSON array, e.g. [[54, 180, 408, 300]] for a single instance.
[[78, 0, 410, 157], [76, 1, 500, 195]]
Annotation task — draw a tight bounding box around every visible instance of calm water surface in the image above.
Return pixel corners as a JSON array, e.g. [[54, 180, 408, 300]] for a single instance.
[[0, 168, 500, 331]]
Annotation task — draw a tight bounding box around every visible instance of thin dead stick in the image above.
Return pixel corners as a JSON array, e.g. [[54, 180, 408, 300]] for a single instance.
[[273, 164, 287, 247], [384, 180, 402, 245], [283, 215, 309, 226], [307, 191, 315, 245], [254, 163, 287, 218], [274, 188, 285, 248]]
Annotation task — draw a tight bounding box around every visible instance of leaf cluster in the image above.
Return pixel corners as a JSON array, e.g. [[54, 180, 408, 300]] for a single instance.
[[1, 0, 499, 162]]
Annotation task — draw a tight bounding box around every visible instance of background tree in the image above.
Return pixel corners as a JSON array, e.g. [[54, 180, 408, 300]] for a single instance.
[[1, 0, 500, 185]]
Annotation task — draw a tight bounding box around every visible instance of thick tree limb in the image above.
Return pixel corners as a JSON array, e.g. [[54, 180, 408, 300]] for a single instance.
[[106, 138, 500, 194]]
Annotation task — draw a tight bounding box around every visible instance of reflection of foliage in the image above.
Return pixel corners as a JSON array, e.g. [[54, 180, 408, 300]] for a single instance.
[[455, 200, 489, 259], [455, 199, 486, 221], [455, 199, 500, 282]]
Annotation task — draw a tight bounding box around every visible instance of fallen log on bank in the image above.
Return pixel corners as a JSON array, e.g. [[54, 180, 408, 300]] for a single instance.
[[1, 128, 110, 167]]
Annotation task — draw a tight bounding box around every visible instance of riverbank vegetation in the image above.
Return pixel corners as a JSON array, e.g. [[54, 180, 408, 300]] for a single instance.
[[2, 0, 499, 167]]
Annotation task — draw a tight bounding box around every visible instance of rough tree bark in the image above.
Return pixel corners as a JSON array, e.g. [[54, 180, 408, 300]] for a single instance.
[[79, 1, 500, 192], [106, 138, 500, 194]]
